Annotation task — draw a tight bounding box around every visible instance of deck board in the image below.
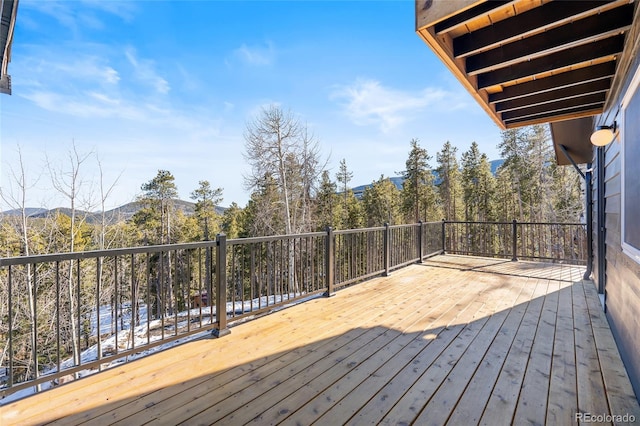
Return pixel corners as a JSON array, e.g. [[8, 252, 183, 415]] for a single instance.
[[546, 283, 578, 425], [1, 255, 639, 426]]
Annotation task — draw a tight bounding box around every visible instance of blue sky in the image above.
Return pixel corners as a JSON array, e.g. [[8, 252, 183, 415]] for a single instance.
[[1, 0, 503, 210]]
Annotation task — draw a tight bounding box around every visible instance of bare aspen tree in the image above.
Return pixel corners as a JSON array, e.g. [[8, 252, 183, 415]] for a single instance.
[[243, 105, 325, 295], [97, 157, 123, 250], [243, 105, 323, 235], [0, 146, 40, 388], [47, 141, 95, 369]]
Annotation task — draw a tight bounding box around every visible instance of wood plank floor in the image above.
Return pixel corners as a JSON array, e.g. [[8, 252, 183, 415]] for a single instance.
[[2, 255, 639, 425]]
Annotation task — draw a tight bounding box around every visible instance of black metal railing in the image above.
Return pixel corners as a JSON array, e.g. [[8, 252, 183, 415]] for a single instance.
[[0, 220, 585, 398], [443, 220, 587, 264], [0, 241, 219, 399]]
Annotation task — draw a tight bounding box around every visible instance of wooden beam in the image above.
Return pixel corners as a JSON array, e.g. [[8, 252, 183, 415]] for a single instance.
[[501, 93, 606, 121], [416, 0, 479, 32], [504, 104, 605, 127], [477, 35, 625, 89], [495, 79, 612, 113], [506, 108, 603, 128], [466, 5, 633, 76], [454, 1, 622, 58], [432, 0, 512, 34], [488, 62, 617, 103]]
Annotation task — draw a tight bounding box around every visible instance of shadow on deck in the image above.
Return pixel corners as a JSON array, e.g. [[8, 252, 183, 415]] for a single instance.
[[2, 255, 639, 425]]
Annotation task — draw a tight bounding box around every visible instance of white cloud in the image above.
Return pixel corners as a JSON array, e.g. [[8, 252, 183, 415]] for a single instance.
[[87, 91, 121, 106], [124, 47, 170, 94], [80, 0, 137, 22], [21, 0, 137, 32], [330, 78, 456, 133], [233, 42, 276, 66], [56, 59, 120, 85]]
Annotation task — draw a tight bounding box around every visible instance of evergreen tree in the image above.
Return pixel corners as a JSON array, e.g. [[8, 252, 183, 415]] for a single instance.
[[314, 170, 340, 230], [436, 141, 463, 221], [242, 174, 285, 237], [529, 124, 555, 221], [399, 138, 438, 222], [190, 180, 223, 240], [362, 175, 402, 226], [133, 170, 179, 319], [221, 202, 245, 239], [549, 162, 583, 222], [336, 159, 354, 226], [343, 189, 364, 230], [497, 127, 538, 221], [494, 167, 517, 221], [461, 142, 495, 221], [134, 170, 178, 244]]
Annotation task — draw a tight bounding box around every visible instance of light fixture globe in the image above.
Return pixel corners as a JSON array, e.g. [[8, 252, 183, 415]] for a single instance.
[[590, 122, 617, 146], [591, 128, 614, 146]]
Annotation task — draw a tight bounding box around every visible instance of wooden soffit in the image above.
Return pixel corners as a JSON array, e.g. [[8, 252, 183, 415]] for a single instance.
[[0, 0, 19, 95], [416, 0, 636, 130]]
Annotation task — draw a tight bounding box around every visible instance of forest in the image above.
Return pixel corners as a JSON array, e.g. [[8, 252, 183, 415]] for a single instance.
[[1, 105, 583, 259]]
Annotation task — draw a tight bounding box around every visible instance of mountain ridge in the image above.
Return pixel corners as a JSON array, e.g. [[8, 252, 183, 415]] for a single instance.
[[2, 200, 226, 224]]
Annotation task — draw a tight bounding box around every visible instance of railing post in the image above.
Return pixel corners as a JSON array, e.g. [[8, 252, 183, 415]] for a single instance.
[[418, 221, 424, 263], [212, 233, 230, 338], [512, 219, 519, 261], [384, 223, 390, 276], [324, 226, 335, 297], [441, 219, 446, 254]]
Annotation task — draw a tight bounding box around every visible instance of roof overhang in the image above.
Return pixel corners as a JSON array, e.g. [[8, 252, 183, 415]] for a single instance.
[[550, 117, 595, 165], [416, 0, 638, 164], [1, 0, 19, 95]]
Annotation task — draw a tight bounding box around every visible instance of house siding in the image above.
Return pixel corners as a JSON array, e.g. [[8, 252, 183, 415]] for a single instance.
[[595, 49, 640, 397]]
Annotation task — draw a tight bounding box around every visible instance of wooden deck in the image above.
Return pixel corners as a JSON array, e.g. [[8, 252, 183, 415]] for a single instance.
[[2, 255, 639, 425]]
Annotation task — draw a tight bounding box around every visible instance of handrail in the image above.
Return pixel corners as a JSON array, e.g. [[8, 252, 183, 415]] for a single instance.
[[0, 220, 585, 399], [442, 219, 587, 265]]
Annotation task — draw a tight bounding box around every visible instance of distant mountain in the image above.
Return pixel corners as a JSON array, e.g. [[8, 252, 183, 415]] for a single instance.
[[352, 176, 405, 199], [2, 200, 227, 224], [0, 207, 49, 217], [490, 159, 505, 174]]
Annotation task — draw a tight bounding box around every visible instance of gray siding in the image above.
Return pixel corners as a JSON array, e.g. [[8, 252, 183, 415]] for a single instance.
[[595, 52, 640, 397]]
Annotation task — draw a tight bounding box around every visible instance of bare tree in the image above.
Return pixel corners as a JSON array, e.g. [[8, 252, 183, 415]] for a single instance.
[[243, 105, 324, 235], [96, 157, 123, 250], [0, 146, 40, 386], [46, 141, 95, 368], [243, 105, 325, 296]]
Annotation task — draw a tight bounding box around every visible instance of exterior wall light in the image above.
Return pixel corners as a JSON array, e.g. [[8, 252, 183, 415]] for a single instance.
[[590, 122, 617, 146]]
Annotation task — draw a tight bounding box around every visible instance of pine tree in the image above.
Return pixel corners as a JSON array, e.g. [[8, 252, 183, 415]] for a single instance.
[[315, 170, 340, 230], [498, 127, 538, 221], [242, 174, 285, 237], [436, 141, 463, 221], [135, 170, 179, 245], [134, 170, 179, 318], [336, 159, 354, 227], [221, 202, 245, 239], [399, 138, 438, 222], [343, 190, 364, 230], [362, 175, 402, 226], [190, 180, 223, 240], [461, 142, 495, 222]]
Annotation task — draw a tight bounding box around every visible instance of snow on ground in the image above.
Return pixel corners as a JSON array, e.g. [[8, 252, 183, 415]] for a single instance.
[[1, 292, 319, 405]]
